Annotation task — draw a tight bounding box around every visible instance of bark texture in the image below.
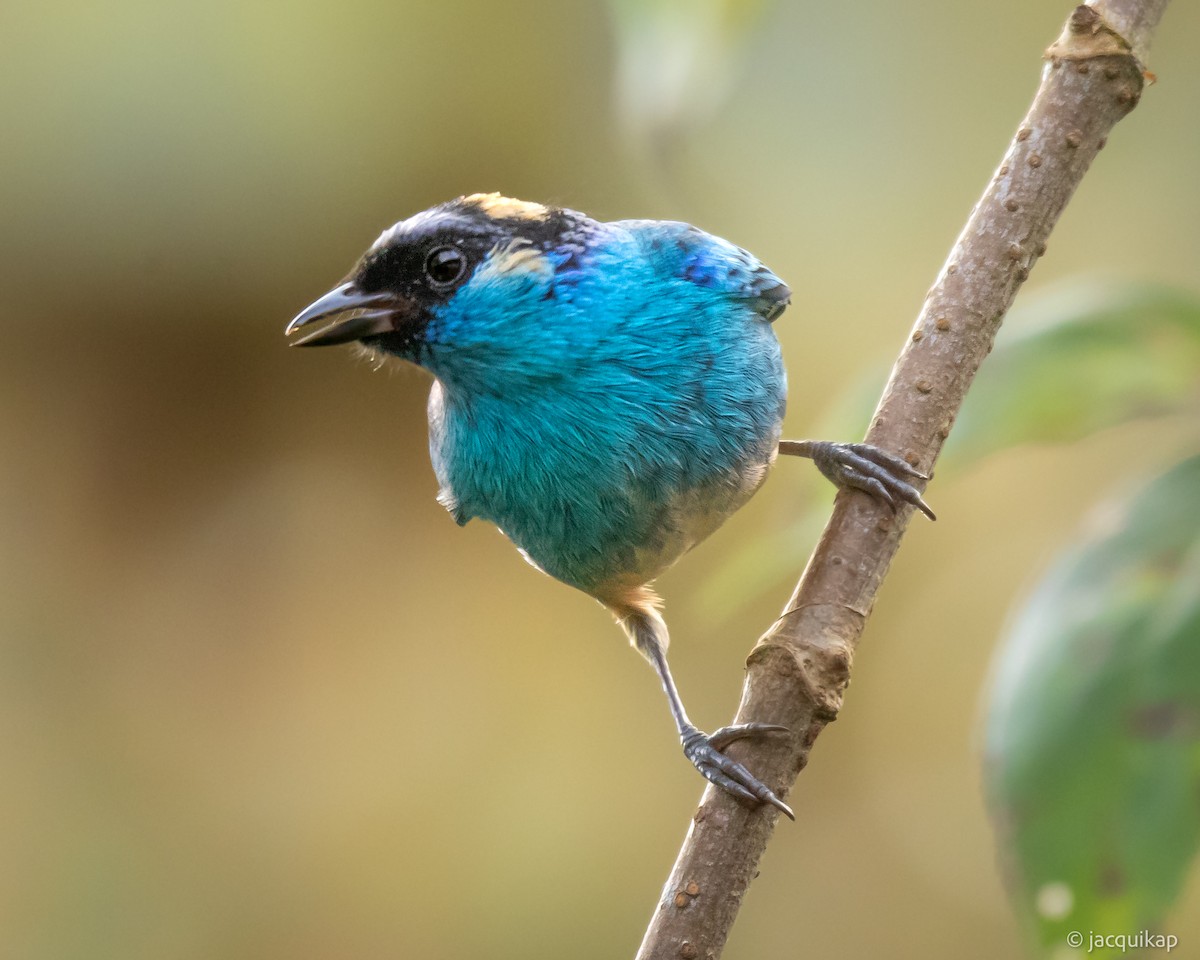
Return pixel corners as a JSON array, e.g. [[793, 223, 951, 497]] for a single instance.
[[636, 3, 1168, 958]]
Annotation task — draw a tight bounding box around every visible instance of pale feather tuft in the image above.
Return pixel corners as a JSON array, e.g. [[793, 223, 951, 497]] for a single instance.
[[462, 193, 549, 222]]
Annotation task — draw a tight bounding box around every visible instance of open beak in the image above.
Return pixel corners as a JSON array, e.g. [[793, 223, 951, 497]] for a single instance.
[[286, 282, 417, 347]]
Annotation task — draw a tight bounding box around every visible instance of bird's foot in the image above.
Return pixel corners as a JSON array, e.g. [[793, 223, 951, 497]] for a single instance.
[[808, 441, 936, 521], [680, 723, 794, 819]]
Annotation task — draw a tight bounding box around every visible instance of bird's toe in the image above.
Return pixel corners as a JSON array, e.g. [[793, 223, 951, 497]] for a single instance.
[[681, 725, 795, 820]]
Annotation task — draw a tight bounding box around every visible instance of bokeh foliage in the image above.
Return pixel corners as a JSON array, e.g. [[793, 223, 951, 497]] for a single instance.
[[965, 282, 1200, 956], [949, 281, 1200, 466], [986, 456, 1200, 956]]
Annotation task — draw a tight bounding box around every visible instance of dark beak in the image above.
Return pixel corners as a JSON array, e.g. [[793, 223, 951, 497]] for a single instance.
[[286, 282, 417, 347]]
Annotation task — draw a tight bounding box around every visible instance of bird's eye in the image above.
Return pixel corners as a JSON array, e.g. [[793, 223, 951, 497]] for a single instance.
[[424, 246, 467, 288]]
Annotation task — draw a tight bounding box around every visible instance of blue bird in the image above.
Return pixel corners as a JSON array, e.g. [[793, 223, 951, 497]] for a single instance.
[[288, 194, 933, 818]]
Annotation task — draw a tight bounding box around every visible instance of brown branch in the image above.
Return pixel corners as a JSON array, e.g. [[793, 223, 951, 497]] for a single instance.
[[635, 2, 1169, 958]]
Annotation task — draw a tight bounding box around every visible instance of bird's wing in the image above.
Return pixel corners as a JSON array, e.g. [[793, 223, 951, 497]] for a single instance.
[[619, 220, 791, 323]]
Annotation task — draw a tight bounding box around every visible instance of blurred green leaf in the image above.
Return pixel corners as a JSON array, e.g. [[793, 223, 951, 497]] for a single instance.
[[695, 499, 828, 624], [948, 280, 1200, 466], [809, 280, 1200, 468], [984, 455, 1200, 957], [607, 0, 776, 149]]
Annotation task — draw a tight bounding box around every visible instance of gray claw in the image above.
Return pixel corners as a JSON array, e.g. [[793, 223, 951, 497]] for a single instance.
[[846, 442, 930, 481], [708, 722, 790, 752], [681, 725, 795, 820], [811, 441, 936, 521]]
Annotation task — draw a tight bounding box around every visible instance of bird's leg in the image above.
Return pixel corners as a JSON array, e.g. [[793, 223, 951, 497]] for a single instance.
[[779, 440, 936, 521], [622, 606, 794, 819]]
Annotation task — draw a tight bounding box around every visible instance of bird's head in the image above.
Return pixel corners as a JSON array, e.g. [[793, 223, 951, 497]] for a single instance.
[[287, 194, 596, 370]]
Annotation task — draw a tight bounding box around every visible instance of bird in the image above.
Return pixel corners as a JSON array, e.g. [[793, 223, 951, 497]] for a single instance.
[[287, 193, 933, 819]]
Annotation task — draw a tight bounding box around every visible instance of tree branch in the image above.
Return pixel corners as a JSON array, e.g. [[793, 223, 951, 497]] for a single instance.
[[635, 3, 1168, 957]]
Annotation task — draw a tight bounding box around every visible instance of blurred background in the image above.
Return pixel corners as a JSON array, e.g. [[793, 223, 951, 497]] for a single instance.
[[3, 1, 1199, 958]]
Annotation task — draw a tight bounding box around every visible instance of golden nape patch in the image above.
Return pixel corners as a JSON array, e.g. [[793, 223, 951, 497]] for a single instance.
[[463, 193, 548, 221]]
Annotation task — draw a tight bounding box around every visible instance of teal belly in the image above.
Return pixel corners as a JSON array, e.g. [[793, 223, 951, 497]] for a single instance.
[[427, 380, 782, 599]]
